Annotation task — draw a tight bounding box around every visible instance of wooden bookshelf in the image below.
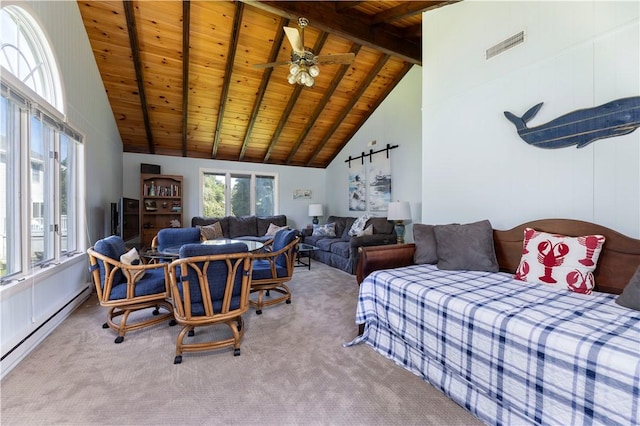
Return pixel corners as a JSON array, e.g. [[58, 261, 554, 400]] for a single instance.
[[140, 174, 183, 248]]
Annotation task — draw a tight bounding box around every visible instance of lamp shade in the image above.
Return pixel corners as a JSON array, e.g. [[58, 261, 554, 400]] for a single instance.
[[308, 204, 323, 217], [387, 201, 411, 221]]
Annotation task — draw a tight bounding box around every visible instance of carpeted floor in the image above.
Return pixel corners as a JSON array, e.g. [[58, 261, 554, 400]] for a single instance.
[[0, 261, 483, 426]]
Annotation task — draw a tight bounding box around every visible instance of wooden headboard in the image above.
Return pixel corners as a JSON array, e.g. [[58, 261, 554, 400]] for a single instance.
[[494, 219, 640, 294]]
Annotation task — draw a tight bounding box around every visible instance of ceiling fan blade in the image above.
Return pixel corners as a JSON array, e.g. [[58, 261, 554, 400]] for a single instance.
[[283, 26, 304, 54], [315, 53, 355, 65], [253, 60, 291, 69]]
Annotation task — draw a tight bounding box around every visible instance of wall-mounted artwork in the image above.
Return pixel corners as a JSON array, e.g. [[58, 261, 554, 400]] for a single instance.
[[504, 96, 640, 149], [349, 161, 366, 211], [293, 189, 312, 200], [368, 154, 391, 212]]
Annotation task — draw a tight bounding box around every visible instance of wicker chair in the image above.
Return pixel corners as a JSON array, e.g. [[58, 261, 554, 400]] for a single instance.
[[249, 229, 299, 314], [87, 236, 174, 344], [155, 227, 202, 251], [168, 243, 253, 364]]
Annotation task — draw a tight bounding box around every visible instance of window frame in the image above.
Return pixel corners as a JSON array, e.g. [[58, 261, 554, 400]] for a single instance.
[[199, 168, 278, 217], [0, 5, 84, 285]]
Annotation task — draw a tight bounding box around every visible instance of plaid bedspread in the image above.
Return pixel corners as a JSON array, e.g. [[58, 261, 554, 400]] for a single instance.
[[348, 264, 640, 426]]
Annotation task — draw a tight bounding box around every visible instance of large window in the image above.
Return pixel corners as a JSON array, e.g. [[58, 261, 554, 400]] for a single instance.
[[0, 5, 83, 282], [201, 170, 277, 217]]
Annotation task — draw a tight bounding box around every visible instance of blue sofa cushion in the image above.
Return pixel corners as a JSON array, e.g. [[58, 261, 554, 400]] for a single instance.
[[315, 238, 339, 252], [229, 216, 258, 238], [256, 215, 287, 236], [329, 241, 350, 258], [178, 243, 248, 316]]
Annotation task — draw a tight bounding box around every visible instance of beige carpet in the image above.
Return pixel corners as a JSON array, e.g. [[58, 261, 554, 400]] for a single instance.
[[1, 262, 483, 426]]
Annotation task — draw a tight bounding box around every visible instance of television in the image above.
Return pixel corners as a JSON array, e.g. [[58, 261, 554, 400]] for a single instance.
[[111, 197, 140, 244]]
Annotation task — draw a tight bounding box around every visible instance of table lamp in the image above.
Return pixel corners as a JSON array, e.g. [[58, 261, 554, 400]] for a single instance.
[[308, 204, 323, 225], [387, 201, 411, 244]]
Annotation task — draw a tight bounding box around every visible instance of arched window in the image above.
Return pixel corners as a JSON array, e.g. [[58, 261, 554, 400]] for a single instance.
[[1, 4, 82, 282], [1, 5, 63, 113]]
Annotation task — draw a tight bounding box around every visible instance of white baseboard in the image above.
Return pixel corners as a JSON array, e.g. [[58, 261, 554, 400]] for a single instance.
[[0, 285, 92, 380]]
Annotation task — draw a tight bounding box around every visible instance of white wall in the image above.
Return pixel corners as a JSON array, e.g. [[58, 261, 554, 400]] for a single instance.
[[1, 0, 123, 377], [422, 1, 640, 237], [122, 153, 326, 231], [325, 66, 423, 241]]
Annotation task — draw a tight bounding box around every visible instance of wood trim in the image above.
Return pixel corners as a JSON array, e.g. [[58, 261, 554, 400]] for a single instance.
[[306, 53, 391, 166], [181, 1, 190, 158], [123, 1, 155, 154], [286, 43, 362, 165], [239, 17, 289, 161], [212, 2, 245, 158]]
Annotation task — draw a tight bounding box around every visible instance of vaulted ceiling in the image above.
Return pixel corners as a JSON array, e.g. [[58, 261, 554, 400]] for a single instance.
[[79, 1, 456, 168]]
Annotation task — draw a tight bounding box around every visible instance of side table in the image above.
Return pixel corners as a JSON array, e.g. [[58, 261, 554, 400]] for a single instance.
[[296, 243, 319, 270]]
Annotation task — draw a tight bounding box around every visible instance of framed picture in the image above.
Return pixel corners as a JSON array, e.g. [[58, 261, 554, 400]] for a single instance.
[[293, 189, 312, 200], [144, 200, 157, 211]]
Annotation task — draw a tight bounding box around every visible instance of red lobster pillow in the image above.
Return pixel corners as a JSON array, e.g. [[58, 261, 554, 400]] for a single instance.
[[514, 228, 605, 294]]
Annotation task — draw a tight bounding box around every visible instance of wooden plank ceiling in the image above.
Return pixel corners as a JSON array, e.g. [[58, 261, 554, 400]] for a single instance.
[[79, 1, 455, 168]]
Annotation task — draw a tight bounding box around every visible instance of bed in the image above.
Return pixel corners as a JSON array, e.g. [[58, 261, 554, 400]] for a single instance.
[[347, 219, 640, 426]]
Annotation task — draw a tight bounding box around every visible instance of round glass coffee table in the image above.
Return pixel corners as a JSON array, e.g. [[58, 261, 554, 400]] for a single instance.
[[158, 239, 264, 258]]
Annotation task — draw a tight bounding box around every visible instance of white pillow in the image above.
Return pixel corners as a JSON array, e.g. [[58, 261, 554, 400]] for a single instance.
[[348, 214, 371, 236], [265, 223, 289, 236], [120, 248, 145, 282], [357, 224, 374, 236]]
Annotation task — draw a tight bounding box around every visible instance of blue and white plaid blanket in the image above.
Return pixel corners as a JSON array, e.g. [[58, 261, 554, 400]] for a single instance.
[[348, 264, 640, 426]]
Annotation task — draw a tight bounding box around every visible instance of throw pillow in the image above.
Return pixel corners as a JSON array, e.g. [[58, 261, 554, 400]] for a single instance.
[[312, 222, 336, 237], [357, 224, 374, 237], [198, 222, 223, 240], [513, 228, 605, 294], [433, 220, 499, 272], [265, 222, 289, 236], [348, 214, 372, 236], [615, 266, 640, 311], [413, 224, 438, 264], [119, 247, 145, 282]]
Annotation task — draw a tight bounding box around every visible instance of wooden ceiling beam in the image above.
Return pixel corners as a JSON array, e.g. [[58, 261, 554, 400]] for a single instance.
[[285, 42, 362, 165], [123, 1, 155, 154], [325, 62, 413, 166], [181, 1, 190, 158], [334, 2, 365, 13], [239, 16, 289, 161], [243, 0, 421, 65], [306, 53, 391, 167], [262, 31, 329, 163], [212, 1, 244, 158], [370, 1, 445, 25], [403, 23, 423, 40]]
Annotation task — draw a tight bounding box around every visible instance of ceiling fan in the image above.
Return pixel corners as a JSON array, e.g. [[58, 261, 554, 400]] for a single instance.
[[253, 17, 355, 87]]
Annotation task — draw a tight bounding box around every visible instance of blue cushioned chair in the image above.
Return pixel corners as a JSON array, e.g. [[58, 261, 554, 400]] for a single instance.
[[87, 235, 174, 343], [168, 243, 252, 364], [155, 227, 202, 253], [249, 229, 299, 314]]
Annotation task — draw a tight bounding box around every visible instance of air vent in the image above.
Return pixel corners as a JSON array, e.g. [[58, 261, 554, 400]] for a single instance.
[[486, 31, 525, 60]]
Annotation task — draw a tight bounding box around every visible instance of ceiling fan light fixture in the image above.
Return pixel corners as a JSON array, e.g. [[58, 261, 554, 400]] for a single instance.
[[289, 63, 300, 75], [309, 64, 320, 78]]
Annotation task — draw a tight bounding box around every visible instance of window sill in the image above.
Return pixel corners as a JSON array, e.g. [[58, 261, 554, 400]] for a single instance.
[[0, 253, 87, 300]]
